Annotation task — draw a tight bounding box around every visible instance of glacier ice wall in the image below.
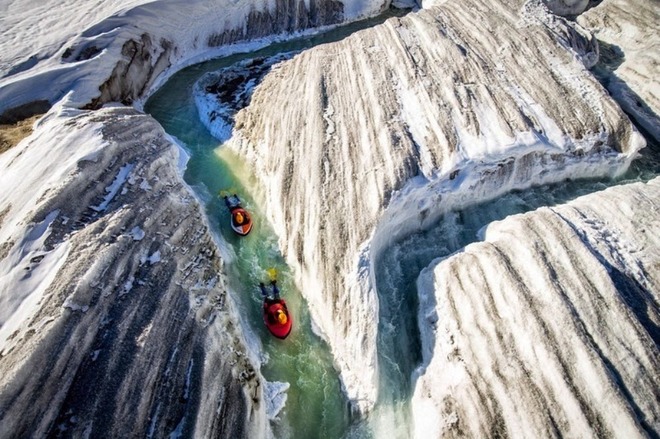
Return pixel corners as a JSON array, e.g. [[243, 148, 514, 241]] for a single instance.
[[0, 0, 414, 436], [578, 0, 660, 141], [224, 0, 644, 415], [0, 0, 394, 114], [414, 177, 660, 438], [0, 105, 267, 438]]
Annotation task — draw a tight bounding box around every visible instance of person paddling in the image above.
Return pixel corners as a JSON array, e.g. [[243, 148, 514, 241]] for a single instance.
[[224, 193, 241, 209], [259, 280, 280, 301], [259, 268, 292, 339], [221, 192, 253, 236]]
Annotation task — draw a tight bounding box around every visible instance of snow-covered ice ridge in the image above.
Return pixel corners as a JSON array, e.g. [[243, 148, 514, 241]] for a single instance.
[[579, 0, 660, 142], [0, 103, 268, 437], [0, 0, 411, 436], [215, 0, 651, 416], [414, 177, 660, 438], [0, 0, 403, 115]]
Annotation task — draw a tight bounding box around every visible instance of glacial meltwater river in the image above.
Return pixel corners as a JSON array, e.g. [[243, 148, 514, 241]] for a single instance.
[[144, 11, 659, 438], [146, 63, 349, 439], [144, 12, 409, 439]]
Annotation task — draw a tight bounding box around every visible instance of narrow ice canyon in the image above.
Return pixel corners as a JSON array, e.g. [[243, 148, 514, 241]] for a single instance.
[[0, 0, 658, 438]]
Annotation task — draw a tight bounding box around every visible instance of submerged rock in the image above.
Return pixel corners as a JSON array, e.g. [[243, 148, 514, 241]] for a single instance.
[[219, 0, 644, 415]]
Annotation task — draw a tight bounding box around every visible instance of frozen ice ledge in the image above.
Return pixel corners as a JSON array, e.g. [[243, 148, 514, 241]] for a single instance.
[[0, 0, 403, 114], [0, 104, 267, 437], [195, 0, 654, 418]]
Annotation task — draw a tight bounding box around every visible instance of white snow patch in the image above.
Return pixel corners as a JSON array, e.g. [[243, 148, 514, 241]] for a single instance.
[[0, 211, 70, 353], [265, 381, 290, 420], [0, 102, 106, 247], [148, 250, 161, 265], [136, 321, 152, 347], [91, 163, 135, 212], [62, 296, 90, 313], [130, 226, 145, 241]]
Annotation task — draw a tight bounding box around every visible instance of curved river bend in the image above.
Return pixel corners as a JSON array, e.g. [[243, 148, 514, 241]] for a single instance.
[[145, 12, 659, 438]]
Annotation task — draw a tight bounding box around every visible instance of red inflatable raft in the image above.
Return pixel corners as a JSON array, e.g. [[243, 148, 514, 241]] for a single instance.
[[230, 207, 252, 236], [263, 299, 292, 339], [223, 194, 253, 236]]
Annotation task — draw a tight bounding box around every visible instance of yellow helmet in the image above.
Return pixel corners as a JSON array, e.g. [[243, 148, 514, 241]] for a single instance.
[[277, 310, 288, 324], [235, 212, 244, 224]]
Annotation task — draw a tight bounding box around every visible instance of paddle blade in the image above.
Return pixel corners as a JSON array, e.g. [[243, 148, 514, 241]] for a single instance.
[[266, 268, 278, 282], [218, 188, 238, 198]]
